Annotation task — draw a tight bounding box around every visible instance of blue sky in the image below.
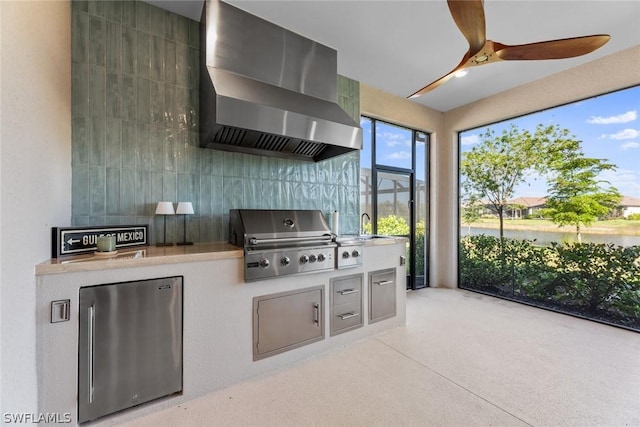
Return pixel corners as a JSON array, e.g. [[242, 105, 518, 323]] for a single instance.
[[359, 118, 427, 182], [460, 85, 640, 199]]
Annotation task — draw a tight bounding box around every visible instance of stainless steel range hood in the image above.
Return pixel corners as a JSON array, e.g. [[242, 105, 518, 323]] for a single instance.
[[199, 0, 362, 162]]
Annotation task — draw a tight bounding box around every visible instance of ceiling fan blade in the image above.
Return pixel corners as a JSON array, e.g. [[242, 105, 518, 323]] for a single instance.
[[447, 0, 486, 55], [494, 35, 610, 61], [409, 1, 485, 98], [408, 73, 456, 99], [408, 54, 470, 98]]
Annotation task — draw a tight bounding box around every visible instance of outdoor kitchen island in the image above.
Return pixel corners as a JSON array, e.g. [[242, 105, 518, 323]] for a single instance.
[[35, 237, 406, 425]]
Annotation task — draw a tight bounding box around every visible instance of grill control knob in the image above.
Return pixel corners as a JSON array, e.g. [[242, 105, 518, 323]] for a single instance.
[[299, 255, 309, 264], [259, 259, 270, 268], [309, 254, 317, 263], [280, 256, 290, 266], [342, 251, 350, 259], [317, 253, 326, 262], [351, 249, 361, 258]]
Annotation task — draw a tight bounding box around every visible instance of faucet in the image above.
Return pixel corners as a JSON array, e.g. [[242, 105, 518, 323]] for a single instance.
[[360, 213, 370, 235]]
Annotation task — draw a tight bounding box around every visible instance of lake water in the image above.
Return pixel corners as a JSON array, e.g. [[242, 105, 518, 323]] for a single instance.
[[464, 227, 640, 247]]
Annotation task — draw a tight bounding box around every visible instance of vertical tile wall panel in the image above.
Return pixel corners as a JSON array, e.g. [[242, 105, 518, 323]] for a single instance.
[[89, 166, 106, 216], [106, 168, 121, 215], [122, 27, 136, 74], [120, 168, 136, 215], [106, 21, 121, 72], [105, 1, 122, 23], [105, 118, 122, 168], [106, 72, 121, 118], [121, 1, 135, 27], [89, 17, 105, 66], [72, 8, 89, 63]]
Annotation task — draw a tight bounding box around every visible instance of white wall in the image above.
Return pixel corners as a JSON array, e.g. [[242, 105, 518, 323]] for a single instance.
[[0, 0, 71, 414], [624, 206, 640, 218]]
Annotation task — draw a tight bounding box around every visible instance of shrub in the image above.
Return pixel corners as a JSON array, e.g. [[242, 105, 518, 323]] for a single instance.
[[459, 234, 640, 329], [548, 243, 640, 315], [372, 215, 410, 235], [372, 215, 425, 277], [415, 221, 426, 278], [459, 235, 511, 290]]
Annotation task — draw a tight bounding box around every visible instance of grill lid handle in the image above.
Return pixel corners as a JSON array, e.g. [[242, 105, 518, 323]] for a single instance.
[[248, 235, 333, 246]]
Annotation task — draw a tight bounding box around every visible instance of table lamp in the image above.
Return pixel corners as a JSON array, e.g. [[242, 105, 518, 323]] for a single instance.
[[176, 202, 194, 246], [155, 201, 175, 246]]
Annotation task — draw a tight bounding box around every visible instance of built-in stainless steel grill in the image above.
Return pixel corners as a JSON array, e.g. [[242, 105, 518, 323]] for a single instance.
[[230, 209, 337, 282]]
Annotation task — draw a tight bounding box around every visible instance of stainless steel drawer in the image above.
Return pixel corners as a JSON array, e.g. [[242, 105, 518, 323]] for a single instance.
[[330, 274, 363, 336], [332, 276, 362, 305], [332, 301, 362, 331]]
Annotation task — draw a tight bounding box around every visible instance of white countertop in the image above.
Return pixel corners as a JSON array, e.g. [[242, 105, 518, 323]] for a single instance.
[[36, 242, 243, 275]]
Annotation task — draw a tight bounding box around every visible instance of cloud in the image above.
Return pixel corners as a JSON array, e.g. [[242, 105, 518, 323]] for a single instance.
[[599, 168, 640, 198], [386, 151, 412, 160], [621, 141, 639, 150], [588, 110, 637, 124], [461, 134, 480, 146], [380, 131, 410, 148], [603, 129, 640, 140]]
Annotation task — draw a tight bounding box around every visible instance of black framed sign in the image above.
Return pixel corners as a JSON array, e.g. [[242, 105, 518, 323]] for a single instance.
[[51, 225, 149, 258]]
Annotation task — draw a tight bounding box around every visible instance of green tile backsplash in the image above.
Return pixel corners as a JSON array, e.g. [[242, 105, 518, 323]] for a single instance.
[[71, 0, 361, 244]]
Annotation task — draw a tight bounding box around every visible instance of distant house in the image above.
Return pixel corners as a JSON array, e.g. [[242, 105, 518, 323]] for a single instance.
[[478, 197, 545, 218], [617, 196, 640, 218], [479, 195, 640, 219], [505, 197, 547, 219]]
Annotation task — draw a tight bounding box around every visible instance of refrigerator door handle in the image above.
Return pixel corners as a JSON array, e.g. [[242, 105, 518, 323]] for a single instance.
[[88, 305, 95, 404]]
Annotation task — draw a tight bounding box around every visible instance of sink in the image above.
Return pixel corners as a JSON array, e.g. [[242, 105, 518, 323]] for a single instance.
[[336, 235, 391, 244], [357, 234, 391, 240]]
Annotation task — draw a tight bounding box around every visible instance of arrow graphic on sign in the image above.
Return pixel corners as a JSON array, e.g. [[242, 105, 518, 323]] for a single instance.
[[67, 238, 80, 245]]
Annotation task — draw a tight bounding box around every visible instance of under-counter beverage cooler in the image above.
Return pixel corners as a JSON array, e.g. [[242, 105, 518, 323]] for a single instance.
[[78, 277, 183, 423]]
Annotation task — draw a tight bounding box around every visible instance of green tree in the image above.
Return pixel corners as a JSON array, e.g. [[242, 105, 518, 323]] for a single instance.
[[461, 193, 482, 236], [461, 124, 560, 240], [542, 139, 621, 243]]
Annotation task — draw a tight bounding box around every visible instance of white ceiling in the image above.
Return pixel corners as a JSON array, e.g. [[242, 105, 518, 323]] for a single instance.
[[145, 0, 640, 112]]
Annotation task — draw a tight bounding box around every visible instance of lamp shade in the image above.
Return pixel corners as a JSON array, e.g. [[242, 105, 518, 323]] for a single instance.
[[155, 201, 175, 215], [176, 202, 194, 215]]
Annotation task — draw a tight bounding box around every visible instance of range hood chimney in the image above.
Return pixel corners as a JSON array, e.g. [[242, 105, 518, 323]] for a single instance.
[[199, 0, 362, 162]]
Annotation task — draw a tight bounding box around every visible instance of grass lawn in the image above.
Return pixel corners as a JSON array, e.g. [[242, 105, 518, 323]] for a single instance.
[[466, 217, 640, 236]]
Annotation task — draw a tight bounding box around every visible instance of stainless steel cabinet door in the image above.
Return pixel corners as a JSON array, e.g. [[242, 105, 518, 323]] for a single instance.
[[78, 277, 183, 423], [369, 269, 396, 323], [253, 285, 324, 360]]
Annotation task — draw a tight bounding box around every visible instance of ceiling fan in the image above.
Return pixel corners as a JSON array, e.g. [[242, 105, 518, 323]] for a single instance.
[[408, 0, 610, 99]]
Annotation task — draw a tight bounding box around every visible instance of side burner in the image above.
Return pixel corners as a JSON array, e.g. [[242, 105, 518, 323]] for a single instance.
[[335, 237, 365, 269]]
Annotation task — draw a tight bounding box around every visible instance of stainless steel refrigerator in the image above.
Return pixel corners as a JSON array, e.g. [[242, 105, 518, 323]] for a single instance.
[[78, 277, 183, 423]]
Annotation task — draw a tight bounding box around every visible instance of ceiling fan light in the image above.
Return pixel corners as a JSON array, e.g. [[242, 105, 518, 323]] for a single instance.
[[454, 70, 468, 78], [474, 54, 489, 64]]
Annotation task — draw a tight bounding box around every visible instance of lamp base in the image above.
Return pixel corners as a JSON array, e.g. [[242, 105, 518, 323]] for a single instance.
[[177, 241, 193, 246], [156, 243, 174, 247]]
